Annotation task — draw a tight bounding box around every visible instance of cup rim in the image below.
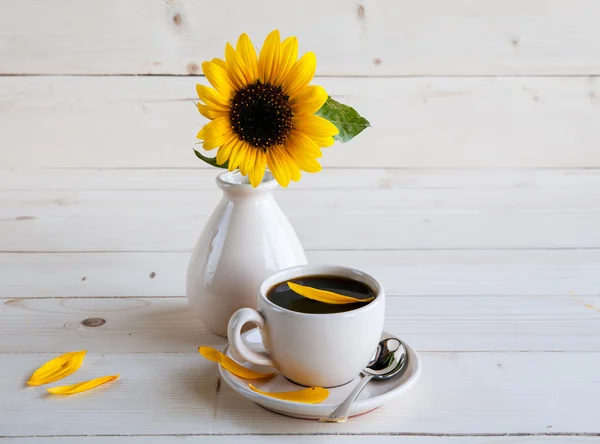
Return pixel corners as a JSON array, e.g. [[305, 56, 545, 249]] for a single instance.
[[258, 264, 384, 318]]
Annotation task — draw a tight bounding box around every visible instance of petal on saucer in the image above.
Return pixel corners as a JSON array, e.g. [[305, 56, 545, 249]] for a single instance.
[[249, 384, 329, 404], [199, 346, 275, 380]]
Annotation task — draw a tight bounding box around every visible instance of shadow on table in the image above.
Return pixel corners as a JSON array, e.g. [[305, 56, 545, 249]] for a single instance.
[[117, 302, 226, 352]]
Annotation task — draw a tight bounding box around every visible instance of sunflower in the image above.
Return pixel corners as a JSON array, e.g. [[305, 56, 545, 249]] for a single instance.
[[195, 30, 339, 187]]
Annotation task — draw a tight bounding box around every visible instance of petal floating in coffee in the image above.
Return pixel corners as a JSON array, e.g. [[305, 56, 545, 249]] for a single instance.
[[198, 346, 275, 380], [249, 384, 329, 404], [27, 351, 87, 386], [47, 375, 119, 395], [287, 282, 374, 305]]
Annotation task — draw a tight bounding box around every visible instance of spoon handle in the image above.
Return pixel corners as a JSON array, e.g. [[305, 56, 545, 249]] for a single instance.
[[319, 374, 374, 423]]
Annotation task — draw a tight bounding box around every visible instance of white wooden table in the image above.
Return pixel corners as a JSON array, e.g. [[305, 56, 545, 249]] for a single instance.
[[3, 0, 600, 441], [2, 167, 599, 443]]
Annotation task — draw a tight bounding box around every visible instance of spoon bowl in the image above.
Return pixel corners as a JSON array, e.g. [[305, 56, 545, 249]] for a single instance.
[[364, 337, 407, 379], [319, 335, 407, 423]]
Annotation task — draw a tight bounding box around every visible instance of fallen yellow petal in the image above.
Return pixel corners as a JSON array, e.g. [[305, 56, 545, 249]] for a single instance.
[[47, 375, 119, 395], [198, 346, 275, 380], [27, 351, 87, 386], [287, 282, 375, 305], [249, 384, 329, 404]]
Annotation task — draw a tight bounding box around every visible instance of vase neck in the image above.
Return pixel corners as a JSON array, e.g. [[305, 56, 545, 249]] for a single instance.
[[216, 170, 278, 201]]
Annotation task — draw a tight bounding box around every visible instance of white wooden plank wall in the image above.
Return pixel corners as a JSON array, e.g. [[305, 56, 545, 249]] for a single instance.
[[7, 439, 600, 444], [2, 76, 600, 168], [8, 439, 600, 444], [1, 0, 599, 442], [2, 0, 600, 76]]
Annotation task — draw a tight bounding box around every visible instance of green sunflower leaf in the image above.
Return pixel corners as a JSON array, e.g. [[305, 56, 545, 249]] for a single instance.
[[193, 149, 229, 169], [315, 97, 370, 143]]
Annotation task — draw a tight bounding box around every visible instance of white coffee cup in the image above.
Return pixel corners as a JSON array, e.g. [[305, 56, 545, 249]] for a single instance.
[[227, 264, 385, 388]]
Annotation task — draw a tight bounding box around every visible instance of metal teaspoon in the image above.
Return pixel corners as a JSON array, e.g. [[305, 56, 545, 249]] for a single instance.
[[319, 336, 407, 423]]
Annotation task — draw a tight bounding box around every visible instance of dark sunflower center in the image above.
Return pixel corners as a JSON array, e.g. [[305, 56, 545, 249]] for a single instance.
[[230, 80, 293, 150]]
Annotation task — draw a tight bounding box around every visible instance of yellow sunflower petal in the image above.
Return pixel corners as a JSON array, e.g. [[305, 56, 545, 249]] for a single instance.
[[229, 140, 249, 172], [47, 375, 119, 395], [258, 30, 281, 84], [197, 103, 228, 120], [237, 145, 251, 175], [199, 346, 275, 380], [293, 155, 322, 173], [239, 144, 254, 176], [227, 140, 243, 172], [202, 61, 234, 99], [249, 384, 329, 404], [242, 146, 258, 177], [279, 146, 301, 182], [226, 43, 251, 90], [27, 351, 87, 386], [196, 117, 231, 142], [291, 85, 328, 114], [273, 36, 298, 85], [216, 139, 236, 166], [202, 129, 235, 151], [287, 131, 323, 158], [282, 52, 317, 97], [236, 33, 259, 80], [267, 147, 291, 187], [196, 84, 230, 110], [212, 58, 228, 70], [288, 282, 375, 304], [294, 114, 339, 137], [289, 165, 301, 182], [310, 135, 336, 148], [284, 140, 322, 173], [249, 152, 267, 187], [235, 144, 251, 175]]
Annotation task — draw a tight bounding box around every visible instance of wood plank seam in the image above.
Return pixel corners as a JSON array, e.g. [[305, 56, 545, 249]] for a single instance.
[[1, 433, 600, 438], [4, 77, 600, 168], [2, 295, 597, 300], [4, 74, 600, 78], [4, 248, 600, 253]]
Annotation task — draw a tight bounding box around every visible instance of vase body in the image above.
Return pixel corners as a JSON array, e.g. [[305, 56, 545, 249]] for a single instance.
[[186, 171, 307, 336]]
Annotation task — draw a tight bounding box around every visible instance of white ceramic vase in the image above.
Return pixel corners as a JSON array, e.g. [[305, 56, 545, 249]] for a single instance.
[[186, 170, 307, 336]]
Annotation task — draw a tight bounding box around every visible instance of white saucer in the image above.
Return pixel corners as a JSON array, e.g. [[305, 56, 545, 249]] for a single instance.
[[219, 328, 421, 420]]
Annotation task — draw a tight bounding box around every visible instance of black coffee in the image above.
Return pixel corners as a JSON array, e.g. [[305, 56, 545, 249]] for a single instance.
[[267, 275, 376, 314]]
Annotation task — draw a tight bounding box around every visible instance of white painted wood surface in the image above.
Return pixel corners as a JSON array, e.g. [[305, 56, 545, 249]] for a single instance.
[[2, 296, 600, 353], [3, 351, 600, 435], [5, 168, 600, 191], [0, 169, 599, 441], [3, 249, 600, 298], [2, 76, 600, 168], [7, 439, 600, 444], [4, 0, 600, 76], [2, 0, 600, 440], [2, 168, 599, 251]]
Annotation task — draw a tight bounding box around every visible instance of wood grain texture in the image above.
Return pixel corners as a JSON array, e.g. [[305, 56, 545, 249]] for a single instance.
[[2, 296, 600, 353], [1, 171, 598, 250], [2, 0, 599, 434], [1, 208, 597, 251], [2, 249, 599, 298], [3, 168, 600, 191], [0, 167, 598, 438], [3, 352, 600, 436], [5, 437, 600, 443], [3, 0, 600, 75], [2, 76, 600, 168]]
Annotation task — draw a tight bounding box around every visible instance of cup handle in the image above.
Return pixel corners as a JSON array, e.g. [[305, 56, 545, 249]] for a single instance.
[[227, 308, 273, 367]]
